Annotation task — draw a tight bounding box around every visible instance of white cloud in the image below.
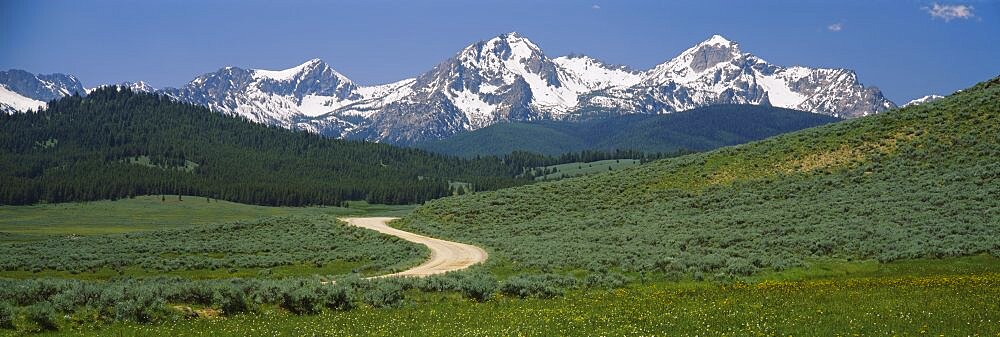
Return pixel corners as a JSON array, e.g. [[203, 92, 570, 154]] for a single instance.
[[592, 4, 601, 9], [923, 3, 976, 22], [827, 23, 843, 32]]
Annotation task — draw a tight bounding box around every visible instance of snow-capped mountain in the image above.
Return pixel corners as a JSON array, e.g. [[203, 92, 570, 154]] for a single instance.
[[568, 35, 895, 119], [315, 33, 894, 143], [341, 32, 577, 143], [0, 69, 86, 113], [903, 94, 944, 107], [158, 59, 362, 129], [0, 33, 897, 144]]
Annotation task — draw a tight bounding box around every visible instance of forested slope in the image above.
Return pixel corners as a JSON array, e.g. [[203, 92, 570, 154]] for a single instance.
[[401, 76, 1000, 276], [414, 105, 841, 157], [0, 89, 531, 206]]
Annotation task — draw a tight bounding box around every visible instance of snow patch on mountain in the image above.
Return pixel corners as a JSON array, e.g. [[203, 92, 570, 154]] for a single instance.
[[756, 73, 805, 107], [553, 55, 642, 90], [903, 94, 945, 107], [0, 84, 46, 113]]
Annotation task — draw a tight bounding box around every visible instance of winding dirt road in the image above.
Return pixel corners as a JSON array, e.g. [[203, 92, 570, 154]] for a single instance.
[[340, 217, 487, 278]]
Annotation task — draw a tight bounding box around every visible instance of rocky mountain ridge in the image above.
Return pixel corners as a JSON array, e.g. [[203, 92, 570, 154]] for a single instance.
[[1, 34, 896, 144]]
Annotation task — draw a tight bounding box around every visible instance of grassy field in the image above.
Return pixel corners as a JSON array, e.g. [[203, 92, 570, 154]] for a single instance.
[[533, 159, 641, 180], [25, 256, 998, 336], [0, 215, 428, 280], [0, 197, 423, 280], [0, 196, 415, 241]]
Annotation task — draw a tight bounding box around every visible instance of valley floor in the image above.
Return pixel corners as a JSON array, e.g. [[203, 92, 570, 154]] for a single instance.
[[1, 197, 997, 336], [51, 256, 1000, 336]]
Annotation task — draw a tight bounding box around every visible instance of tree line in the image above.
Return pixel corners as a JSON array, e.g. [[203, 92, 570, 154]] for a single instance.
[[0, 89, 672, 206], [0, 89, 532, 206]]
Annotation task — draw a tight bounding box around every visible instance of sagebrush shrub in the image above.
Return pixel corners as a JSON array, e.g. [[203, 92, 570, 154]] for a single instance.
[[26, 303, 58, 332], [459, 273, 498, 302], [214, 285, 252, 316], [0, 302, 15, 330], [280, 283, 321, 315], [361, 281, 404, 309], [113, 293, 169, 323], [500, 274, 575, 299], [321, 285, 354, 311]]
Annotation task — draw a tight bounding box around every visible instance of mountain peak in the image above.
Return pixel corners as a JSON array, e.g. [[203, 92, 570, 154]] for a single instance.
[[457, 32, 546, 66], [501, 31, 522, 38], [488, 32, 540, 50], [701, 34, 737, 47], [655, 34, 744, 75], [252, 58, 332, 82]]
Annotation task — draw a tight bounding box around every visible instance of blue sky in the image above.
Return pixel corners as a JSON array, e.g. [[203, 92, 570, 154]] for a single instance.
[[1, 0, 996, 103]]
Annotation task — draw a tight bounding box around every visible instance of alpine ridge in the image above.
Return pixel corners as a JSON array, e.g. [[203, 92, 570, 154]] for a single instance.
[[0, 34, 896, 143], [0, 69, 86, 114]]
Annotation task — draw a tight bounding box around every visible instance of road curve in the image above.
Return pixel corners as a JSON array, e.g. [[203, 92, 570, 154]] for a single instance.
[[340, 217, 488, 278]]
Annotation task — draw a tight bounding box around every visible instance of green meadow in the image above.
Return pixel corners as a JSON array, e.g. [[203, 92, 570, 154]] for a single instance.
[[0, 196, 415, 241]]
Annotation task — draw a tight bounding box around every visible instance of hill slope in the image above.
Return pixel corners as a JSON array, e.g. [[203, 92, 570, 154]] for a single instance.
[[0, 89, 529, 206], [414, 105, 841, 157], [400, 76, 1000, 275]]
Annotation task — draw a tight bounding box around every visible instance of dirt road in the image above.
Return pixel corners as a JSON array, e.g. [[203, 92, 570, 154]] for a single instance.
[[340, 217, 487, 278]]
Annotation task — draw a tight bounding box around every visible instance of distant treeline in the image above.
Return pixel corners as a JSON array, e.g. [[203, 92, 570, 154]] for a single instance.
[[0, 89, 674, 206], [415, 104, 841, 157], [497, 149, 694, 169], [0, 89, 535, 206]]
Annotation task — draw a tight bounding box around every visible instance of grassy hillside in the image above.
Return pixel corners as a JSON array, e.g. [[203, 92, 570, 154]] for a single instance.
[[0, 196, 424, 280], [401, 76, 1000, 275], [530, 159, 641, 180], [414, 105, 841, 157], [0, 89, 531, 206]]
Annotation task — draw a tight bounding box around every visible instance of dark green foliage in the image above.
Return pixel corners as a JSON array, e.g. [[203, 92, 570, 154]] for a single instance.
[[499, 274, 577, 299], [165, 282, 215, 306], [0, 215, 425, 276], [0, 275, 455, 326], [214, 285, 252, 316], [49, 282, 102, 313], [0, 88, 531, 206], [361, 280, 405, 309], [401, 77, 1000, 278], [415, 105, 840, 157], [2, 280, 62, 306], [25, 302, 58, 331], [458, 273, 498, 302], [321, 284, 354, 311], [280, 281, 322, 315], [112, 292, 169, 323], [411, 273, 464, 292], [0, 302, 14, 330]]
